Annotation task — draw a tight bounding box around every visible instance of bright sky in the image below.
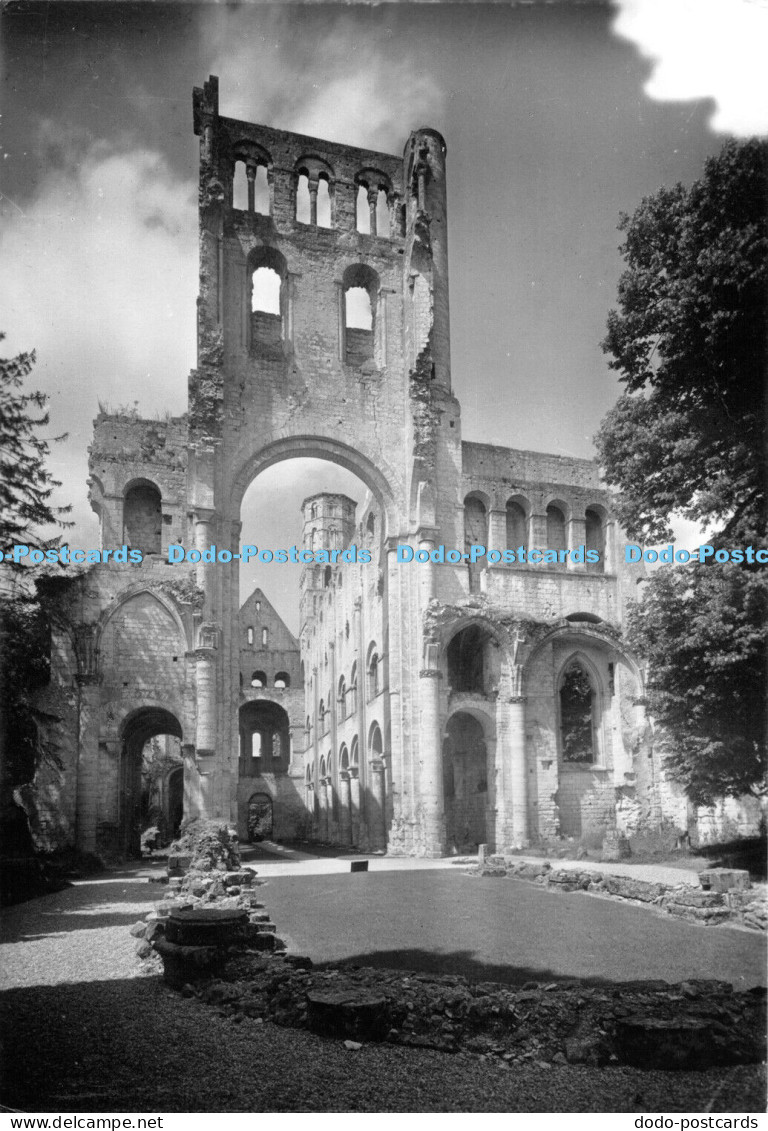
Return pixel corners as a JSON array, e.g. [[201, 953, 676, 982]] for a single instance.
[[1, 0, 765, 631]]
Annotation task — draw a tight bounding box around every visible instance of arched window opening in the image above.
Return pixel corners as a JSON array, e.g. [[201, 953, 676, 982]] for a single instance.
[[233, 160, 249, 210], [255, 600, 261, 613], [351, 736, 359, 766], [345, 288, 373, 367], [345, 287, 372, 330], [323, 565, 332, 588], [560, 664, 596, 764], [505, 500, 527, 556], [249, 247, 287, 356], [253, 165, 270, 214], [546, 504, 567, 567], [340, 744, 349, 771], [342, 264, 379, 368], [585, 509, 605, 574], [367, 648, 380, 700], [247, 626, 254, 646], [464, 496, 487, 551], [252, 267, 281, 314], [376, 189, 390, 237], [319, 756, 327, 779], [123, 482, 162, 555], [251, 266, 282, 351], [262, 627, 268, 647], [296, 173, 311, 223], [251, 670, 266, 688], [239, 701, 290, 776], [369, 722, 383, 759], [349, 663, 358, 716], [338, 677, 346, 721], [317, 177, 332, 227], [356, 184, 370, 233], [447, 624, 492, 695], [319, 699, 327, 735], [274, 671, 290, 689], [464, 496, 487, 592], [366, 512, 375, 540]]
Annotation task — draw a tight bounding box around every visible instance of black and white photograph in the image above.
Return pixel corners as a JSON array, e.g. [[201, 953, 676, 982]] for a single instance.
[[0, 0, 766, 1117]]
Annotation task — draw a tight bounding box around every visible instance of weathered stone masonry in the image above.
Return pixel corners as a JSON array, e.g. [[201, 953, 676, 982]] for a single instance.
[[23, 76, 762, 858]]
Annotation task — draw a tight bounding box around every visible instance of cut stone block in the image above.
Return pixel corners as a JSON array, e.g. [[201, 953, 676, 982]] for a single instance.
[[698, 868, 751, 893]]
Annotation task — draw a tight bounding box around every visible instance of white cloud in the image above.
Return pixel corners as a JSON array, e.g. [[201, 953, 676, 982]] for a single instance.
[[612, 0, 768, 135], [203, 8, 444, 153], [0, 131, 197, 543]]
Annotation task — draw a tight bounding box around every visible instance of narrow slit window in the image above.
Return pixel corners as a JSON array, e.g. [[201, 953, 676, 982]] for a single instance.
[[296, 173, 311, 223], [376, 189, 390, 237], [356, 184, 370, 233], [233, 160, 249, 210], [254, 165, 270, 214], [317, 178, 331, 227]]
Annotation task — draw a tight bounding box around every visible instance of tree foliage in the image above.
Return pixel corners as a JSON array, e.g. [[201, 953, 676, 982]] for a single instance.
[[595, 140, 768, 804], [0, 339, 71, 850], [0, 335, 70, 557]]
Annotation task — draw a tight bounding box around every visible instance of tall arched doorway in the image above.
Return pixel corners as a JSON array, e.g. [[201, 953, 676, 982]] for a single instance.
[[120, 707, 183, 857], [443, 712, 489, 852]]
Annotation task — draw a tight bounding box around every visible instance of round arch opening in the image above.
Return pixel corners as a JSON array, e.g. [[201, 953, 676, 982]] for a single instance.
[[119, 706, 183, 858]]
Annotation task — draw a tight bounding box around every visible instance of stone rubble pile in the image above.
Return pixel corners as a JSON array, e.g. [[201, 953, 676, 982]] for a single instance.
[[127, 825, 766, 1071], [130, 821, 286, 983], [473, 857, 768, 930], [190, 954, 766, 1071]]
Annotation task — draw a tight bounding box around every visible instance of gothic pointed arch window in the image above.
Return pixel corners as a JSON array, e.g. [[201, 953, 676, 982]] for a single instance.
[[559, 660, 597, 764]]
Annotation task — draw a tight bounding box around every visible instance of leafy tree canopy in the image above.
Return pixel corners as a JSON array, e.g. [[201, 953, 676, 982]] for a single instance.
[[595, 140, 767, 805], [0, 335, 71, 559], [596, 139, 766, 544]]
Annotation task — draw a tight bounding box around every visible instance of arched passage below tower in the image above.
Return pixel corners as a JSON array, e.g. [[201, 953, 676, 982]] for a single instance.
[[119, 707, 183, 858]]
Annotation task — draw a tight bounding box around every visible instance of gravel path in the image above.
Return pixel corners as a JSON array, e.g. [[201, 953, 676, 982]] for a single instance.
[[1, 871, 765, 1113]]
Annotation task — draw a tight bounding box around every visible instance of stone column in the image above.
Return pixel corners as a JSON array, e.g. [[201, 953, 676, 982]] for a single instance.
[[508, 694, 529, 847], [195, 645, 216, 758], [246, 163, 256, 213], [568, 514, 587, 572], [488, 509, 506, 556], [367, 187, 378, 236], [319, 778, 329, 841], [309, 176, 318, 226], [336, 281, 346, 361], [75, 675, 100, 854], [350, 767, 361, 846], [370, 758, 387, 850], [416, 528, 444, 856], [339, 770, 352, 844], [529, 512, 547, 553]]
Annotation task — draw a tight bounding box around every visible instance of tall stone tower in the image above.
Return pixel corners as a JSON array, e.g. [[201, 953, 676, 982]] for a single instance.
[[188, 76, 461, 854]]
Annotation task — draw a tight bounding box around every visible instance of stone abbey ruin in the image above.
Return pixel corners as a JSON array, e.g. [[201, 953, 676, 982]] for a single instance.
[[23, 76, 761, 860]]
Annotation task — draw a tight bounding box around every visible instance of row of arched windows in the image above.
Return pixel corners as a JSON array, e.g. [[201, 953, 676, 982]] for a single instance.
[[242, 670, 290, 689], [248, 250, 380, 364], [463, 495, 607, 572], [245, 626, 269, 647], [305, 647, 381, 747], [232, 155, 398, 238]]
